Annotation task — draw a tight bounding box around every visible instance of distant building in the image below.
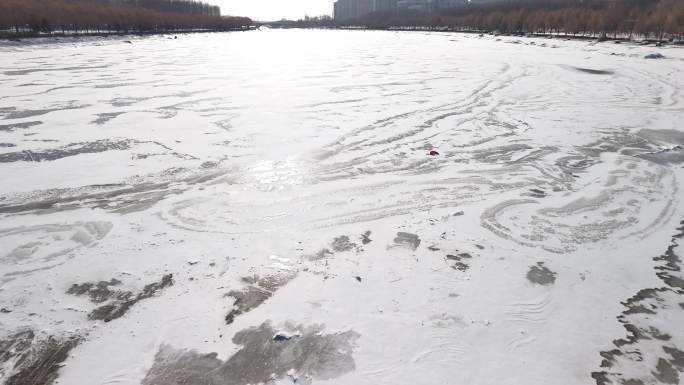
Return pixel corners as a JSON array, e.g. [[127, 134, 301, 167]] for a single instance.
[[373, 0, 396, 12], [334, 0, 396, 20], [396, 0, 432, 13], [334, 0, 353, 20], [358, 0, 374, 17], [334, 0, 465, 20]]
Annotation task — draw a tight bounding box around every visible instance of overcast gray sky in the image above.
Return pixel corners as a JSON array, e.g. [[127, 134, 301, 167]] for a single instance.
[[213, 0, 335, 21]]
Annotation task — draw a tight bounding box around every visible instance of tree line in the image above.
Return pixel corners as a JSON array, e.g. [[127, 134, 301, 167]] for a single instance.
[[109, 0, 221, 17], [0, 0, 252, 36], [302, 0, 684, 41]]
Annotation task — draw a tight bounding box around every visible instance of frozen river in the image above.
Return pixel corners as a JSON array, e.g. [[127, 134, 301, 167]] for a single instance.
[[1, 29, 683, 385]]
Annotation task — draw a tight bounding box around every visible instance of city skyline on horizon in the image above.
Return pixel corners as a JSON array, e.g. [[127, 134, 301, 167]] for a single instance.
[[214, 0, 513, 21], [212, 0, 335, 20]]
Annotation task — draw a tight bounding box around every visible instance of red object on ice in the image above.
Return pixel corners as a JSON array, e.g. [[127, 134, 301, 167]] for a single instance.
[[428, 150, 439, 156]]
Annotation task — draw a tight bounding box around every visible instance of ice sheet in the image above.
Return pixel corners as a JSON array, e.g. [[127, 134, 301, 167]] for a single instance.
[[1, 30, 683, 385]]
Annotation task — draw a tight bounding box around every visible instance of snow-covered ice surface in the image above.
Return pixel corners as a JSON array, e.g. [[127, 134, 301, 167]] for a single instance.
[[1, 29, 683, 385]]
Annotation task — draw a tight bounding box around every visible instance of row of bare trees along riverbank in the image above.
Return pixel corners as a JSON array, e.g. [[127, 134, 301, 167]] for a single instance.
[[294, 0, 683, 41], [0, 0, 252, 36]]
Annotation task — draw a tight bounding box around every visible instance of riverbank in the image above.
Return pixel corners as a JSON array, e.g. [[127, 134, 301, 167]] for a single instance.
[[0, 27, 258, 41], [269, 24, 682, 46]]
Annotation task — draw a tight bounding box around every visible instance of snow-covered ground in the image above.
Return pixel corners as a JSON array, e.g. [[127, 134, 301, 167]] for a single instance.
[[0, 29, 683, 385]]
